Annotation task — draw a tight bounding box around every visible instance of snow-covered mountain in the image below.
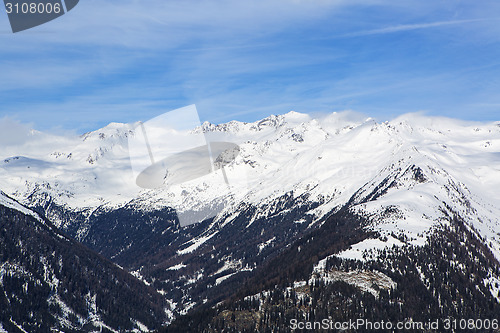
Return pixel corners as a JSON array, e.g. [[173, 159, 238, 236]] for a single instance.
[[1, 111, 500, 323], [2, 112, 499, 255]]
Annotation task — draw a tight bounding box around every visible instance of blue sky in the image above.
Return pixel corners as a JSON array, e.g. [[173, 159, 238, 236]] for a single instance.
[[1, 0, 500, 133]]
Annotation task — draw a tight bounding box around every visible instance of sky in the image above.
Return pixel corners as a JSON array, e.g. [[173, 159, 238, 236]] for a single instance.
[[0, 0, 500, 133]]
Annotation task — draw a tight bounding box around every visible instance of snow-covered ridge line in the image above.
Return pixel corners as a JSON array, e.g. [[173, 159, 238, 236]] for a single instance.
[[0, 111, 499, 262], [0, 190, 43, 222]]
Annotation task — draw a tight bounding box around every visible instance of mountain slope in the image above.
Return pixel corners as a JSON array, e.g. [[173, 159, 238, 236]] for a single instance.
[[0, 192, 167, 332], [164, 208, 500, 332]]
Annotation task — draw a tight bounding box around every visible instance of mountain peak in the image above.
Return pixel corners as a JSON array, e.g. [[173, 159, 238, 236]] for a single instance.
[[282, 110, 310, 122], [81, 122, 132, 141]]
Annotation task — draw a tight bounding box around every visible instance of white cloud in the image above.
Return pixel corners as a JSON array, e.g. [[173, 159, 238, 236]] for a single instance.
[[4, 0, 356, 48], [339, 18, 494, 38], [0, 117, 33, 146]]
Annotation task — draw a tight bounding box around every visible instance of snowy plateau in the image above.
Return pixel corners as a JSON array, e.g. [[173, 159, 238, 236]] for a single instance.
[[1, 111, 500, 331]]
